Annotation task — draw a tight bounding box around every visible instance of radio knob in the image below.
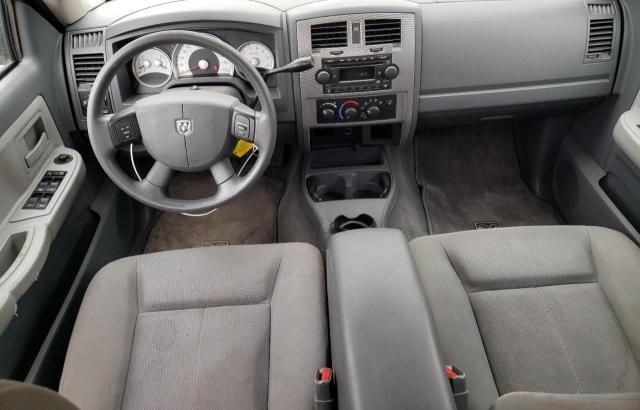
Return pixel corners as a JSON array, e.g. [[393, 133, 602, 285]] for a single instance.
[[321, 106, 337, 121], [366, 105, 381, 119], [315, 69, 332, 85], [383, 64, 399, 80]]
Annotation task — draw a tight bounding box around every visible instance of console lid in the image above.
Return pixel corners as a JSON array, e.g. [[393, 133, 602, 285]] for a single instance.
[[327, 228, 456, 410]]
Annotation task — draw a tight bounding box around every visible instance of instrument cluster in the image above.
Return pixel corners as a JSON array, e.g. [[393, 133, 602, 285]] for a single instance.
[[131, 36, 275, 90]]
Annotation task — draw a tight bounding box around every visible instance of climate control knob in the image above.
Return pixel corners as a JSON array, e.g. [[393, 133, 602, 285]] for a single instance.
[[339, 100, 361, 121], [366, 105, 381, 119], [383, 64, 399, 80], [315, 69, 332, 85], [320, 104, 337, 121], [343, 107, 358, 120]]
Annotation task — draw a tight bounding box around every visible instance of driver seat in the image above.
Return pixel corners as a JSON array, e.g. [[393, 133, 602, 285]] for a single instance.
[[59, 243, 327, 410]]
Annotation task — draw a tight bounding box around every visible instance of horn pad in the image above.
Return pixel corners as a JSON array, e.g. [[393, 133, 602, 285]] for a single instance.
[[135, 89, 237, 172]]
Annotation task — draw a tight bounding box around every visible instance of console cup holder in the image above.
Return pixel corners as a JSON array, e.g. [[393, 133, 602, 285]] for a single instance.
[[307, 171, 391, 202], [331, 214, 376, 233]]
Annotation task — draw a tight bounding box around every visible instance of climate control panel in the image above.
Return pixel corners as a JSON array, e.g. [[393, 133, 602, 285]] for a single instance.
[[316, 95, 397, 124]]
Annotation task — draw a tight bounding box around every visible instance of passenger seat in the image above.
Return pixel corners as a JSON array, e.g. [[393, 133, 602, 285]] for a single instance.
[[328, 226, 640, 410]]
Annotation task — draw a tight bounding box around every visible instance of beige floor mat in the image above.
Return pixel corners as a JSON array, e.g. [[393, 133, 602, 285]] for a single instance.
[[144, 172, 284, 253]]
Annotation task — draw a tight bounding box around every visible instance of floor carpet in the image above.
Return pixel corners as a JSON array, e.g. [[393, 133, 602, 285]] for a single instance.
[[144, 172, 284, 253], [417, 121, 559, 234]]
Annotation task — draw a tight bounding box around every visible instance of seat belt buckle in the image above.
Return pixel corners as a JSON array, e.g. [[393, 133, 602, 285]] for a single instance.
[[315, 367, 335, 410], [446, 365, 468, 410]]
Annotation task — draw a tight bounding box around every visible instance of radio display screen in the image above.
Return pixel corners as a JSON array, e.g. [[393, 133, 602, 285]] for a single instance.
[[339, 66, 376, 82]]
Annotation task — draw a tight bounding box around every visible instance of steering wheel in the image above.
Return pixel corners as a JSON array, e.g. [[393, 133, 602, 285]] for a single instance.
[[86, 30, 277, 213]]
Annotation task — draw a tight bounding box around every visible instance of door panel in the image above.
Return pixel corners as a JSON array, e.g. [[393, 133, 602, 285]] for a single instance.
[[0, 1, 91, 379], [0, 96, 86, 334]]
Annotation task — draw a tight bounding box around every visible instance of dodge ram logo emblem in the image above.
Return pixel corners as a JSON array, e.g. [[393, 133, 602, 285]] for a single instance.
[[175, 119, 193, 136]]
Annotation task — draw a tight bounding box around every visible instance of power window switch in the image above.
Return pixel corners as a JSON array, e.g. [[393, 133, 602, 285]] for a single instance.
[[35, 181, 49, 193], [45, 180, 60, 193], [35, 196, 51, 210], [23, 196, 39, 209]]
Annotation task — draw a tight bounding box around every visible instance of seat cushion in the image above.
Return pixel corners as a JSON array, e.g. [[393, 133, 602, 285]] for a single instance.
[[59, 243, 327, 410], [410, 226, 640, 410]]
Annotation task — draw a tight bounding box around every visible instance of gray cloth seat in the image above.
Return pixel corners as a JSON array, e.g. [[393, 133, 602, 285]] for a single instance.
[[59, 243, 327, 410], [410, 226, 640, 410]]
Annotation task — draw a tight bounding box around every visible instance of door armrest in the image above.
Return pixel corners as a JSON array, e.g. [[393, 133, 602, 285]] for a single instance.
[[614, 109, 640, 168]]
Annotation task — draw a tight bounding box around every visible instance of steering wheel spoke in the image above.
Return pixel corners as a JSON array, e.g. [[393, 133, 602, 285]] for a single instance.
[[144, 161, 174, 189], [251, 111, 272, 152], [210, 158, 235, 185]]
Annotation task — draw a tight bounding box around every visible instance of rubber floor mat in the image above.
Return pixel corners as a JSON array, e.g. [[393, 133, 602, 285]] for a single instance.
[[144, 172, 284, 253], [417, 121, 559, 234]]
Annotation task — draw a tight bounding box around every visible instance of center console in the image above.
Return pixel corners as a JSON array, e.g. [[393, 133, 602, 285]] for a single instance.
[[288, 4, 420, 238], [291, 11, 418, 149]]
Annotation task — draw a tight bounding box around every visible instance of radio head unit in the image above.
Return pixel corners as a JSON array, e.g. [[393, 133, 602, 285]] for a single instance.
[[314, 54, 400, 94]]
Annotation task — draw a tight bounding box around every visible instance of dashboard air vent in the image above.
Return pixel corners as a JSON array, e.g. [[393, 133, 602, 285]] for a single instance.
[[587, 3, 615, 15], [72, 53, 105, 86], [311, 21, 348, 49], [365, 19, 401, 45], [586, 18, 614, 60], [71, 31, 104, 49]]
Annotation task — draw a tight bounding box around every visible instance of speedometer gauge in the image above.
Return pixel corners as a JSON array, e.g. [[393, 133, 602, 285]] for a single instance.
[[132, 48, 172, 88], [238, 42, 275, 71], [173, 42, 235, 78]]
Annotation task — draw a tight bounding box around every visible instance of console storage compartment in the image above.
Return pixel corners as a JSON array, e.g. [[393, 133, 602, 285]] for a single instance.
[[327, 229, 456, 410]]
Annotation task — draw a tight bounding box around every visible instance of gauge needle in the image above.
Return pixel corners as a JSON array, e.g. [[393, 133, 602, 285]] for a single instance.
[[179, 65, 202, 76]]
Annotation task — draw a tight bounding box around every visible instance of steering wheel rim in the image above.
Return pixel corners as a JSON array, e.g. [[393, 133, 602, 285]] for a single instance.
[[87, 30, 277, 213]]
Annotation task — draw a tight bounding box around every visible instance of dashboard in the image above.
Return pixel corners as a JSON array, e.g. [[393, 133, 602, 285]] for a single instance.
[[131, 39, 275, 92], [64, 0, 622, 150]]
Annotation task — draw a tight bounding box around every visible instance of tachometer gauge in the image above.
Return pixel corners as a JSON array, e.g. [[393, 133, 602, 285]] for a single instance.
[[173, 42, 235, 78], [132, 48, 172, 88], [238, 42, 275, 71]]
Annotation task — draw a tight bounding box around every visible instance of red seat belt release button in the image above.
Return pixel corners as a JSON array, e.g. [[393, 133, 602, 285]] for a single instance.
[[446, 365, 469, 410], [315, 367, 335, 410]]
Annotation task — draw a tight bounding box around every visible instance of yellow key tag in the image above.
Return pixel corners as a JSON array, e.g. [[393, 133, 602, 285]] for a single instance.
[[233, 140, 255, 158]]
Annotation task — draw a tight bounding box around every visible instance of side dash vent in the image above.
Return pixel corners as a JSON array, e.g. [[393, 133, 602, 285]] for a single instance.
[[365, 19, 401, 46], [71, 31, 104, 49], [586, 18, 615, 61], [585, 1, 616, 62], [72, 54, 105, 86], [311, 21, 348, 49], [587, 3, 615, 15]]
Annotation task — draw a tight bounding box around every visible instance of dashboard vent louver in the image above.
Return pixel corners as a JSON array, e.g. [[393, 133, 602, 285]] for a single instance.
[[365, 19, 401, 45], [311, 21, 348, 49], [71, 31, 104, 49], [586, 18, 614, 60], [72, 53, 105, 85], [587, 3, 615, 15]]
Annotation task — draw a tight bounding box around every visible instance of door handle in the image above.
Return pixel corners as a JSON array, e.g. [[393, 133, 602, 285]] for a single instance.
[[24, 131, 49, 168]]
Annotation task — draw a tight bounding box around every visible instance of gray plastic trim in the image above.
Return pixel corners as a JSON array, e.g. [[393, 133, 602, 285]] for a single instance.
[[419, 0, 620, 113]]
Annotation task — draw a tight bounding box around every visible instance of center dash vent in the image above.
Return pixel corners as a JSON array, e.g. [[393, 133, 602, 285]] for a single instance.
[[70, 31, 104, 49], [365, 19, 401, 45], [586, 18, 615, 61], [72, 54, 105, 86], [311, 21, 348, 49]]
